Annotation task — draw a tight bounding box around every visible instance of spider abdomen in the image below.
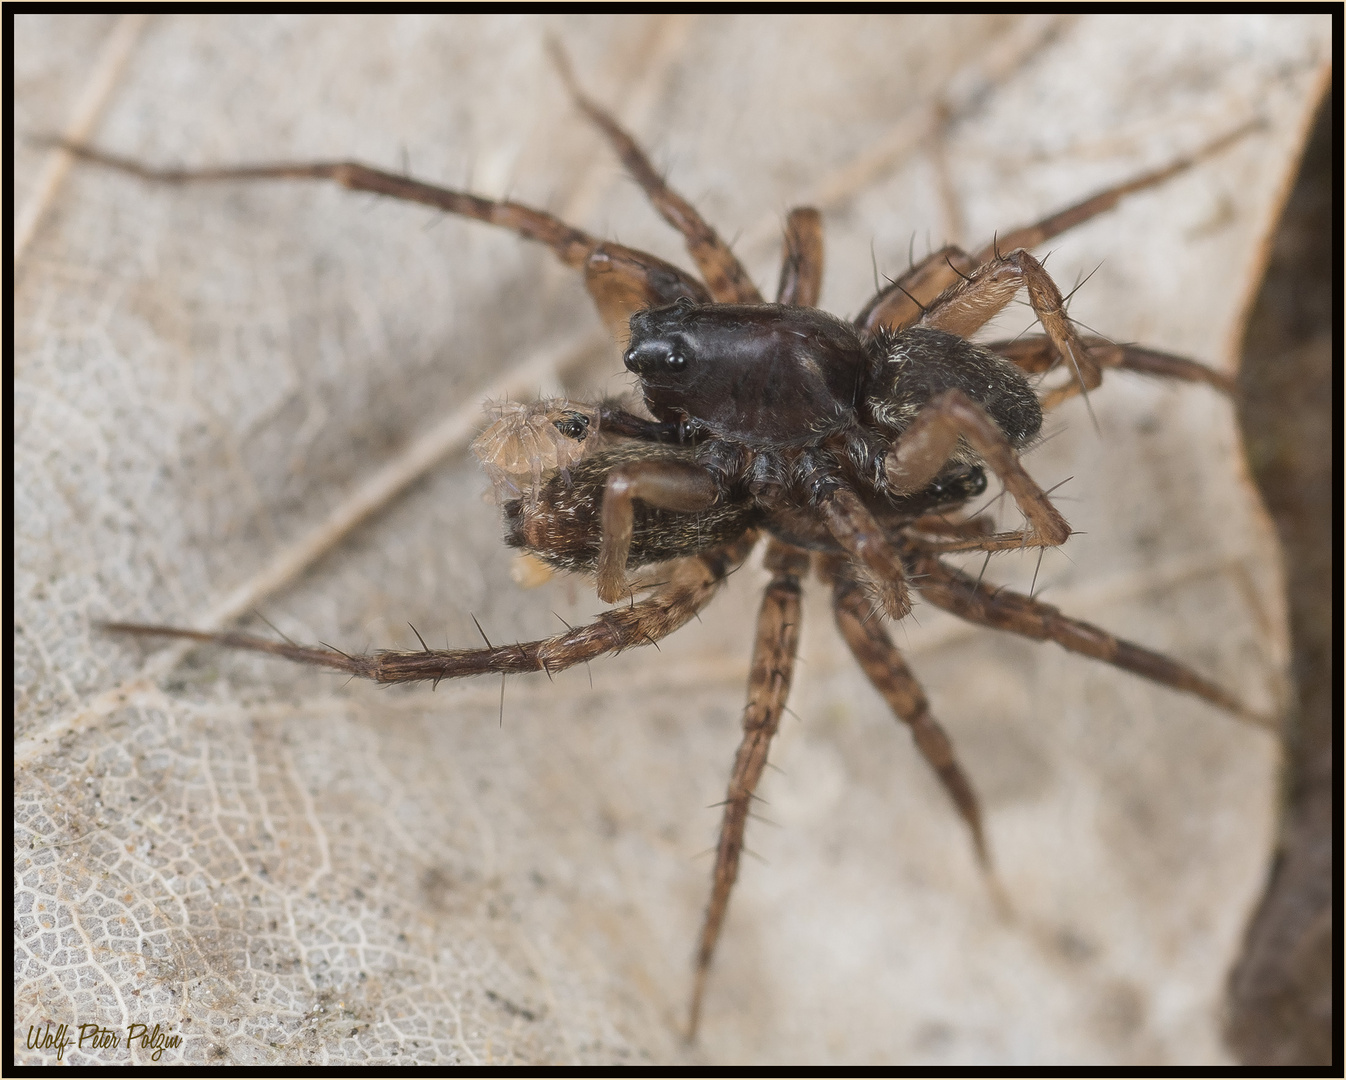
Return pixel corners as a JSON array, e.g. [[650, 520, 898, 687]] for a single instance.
[[864, 326, 1042, 449], [504, 444, 763, 573]]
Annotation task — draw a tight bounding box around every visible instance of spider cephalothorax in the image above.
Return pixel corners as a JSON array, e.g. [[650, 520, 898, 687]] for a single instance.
[[504, 308, 1032, 592], [85, 49, 1259, 1040]]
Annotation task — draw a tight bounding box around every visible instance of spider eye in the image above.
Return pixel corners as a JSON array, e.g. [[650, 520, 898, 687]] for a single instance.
[[552, 412, 590, 441], [624, 338, 688, 377]]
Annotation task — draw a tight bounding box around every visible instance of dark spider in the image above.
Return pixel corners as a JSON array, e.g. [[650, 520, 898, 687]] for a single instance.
[[80, 48, 1261, 1039]]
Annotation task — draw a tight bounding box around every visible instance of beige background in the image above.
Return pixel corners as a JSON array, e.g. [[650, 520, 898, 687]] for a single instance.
[[14, 13, 1329, 1065]]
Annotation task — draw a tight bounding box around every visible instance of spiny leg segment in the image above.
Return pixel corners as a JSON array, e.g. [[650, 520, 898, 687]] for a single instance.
[[49, 139, 709, 347], [855, 120, 1258, 337], [103, 534, 757, 686], [548, 41, 763, 305], [988, 335, 1237, 400], [902, 543, 1261, 723], [689, 539, 808, 1039], [825, 559, 989, 868], [918, 247, 1099, 405]]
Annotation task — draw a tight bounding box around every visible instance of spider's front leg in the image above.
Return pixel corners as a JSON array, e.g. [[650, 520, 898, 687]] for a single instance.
[[885, 389, 1071, 553], [776, 207, 823, 308], [104, 533, 757, 684], [549, 42, 762, 305], [689, 539, 808, 1039], [47, 141, 710, 348]]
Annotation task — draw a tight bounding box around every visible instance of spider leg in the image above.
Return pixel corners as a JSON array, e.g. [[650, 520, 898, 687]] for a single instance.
[[988, 335, 1237, 409], [907, 512, 997, 543], [583, 241, 711, 346], [963, 120, 1258, 268], [594, 404, 687, 443], [689, 540, 808, 1039], [102, 534, 756, 685], [548, 43, 762, 304], [920, 249, 1099, 398], [596, 460, 719, 603], [885, 389, 1071, 552], [856, 243, 972, 334], [855, 122, 1255, 335], [902, 544, 1260, 722], [775, 207, 824, 307], [818, 486, 912, 619], [827, 561, 989, 867], [47, 140, 708, 347]]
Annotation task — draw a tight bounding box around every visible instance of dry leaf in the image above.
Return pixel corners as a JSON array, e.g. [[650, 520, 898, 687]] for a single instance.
[[15, 13, 1329, 1065]]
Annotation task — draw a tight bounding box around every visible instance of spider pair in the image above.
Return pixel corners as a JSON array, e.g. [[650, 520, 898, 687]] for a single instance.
[[85, 50, 1257, 1038]]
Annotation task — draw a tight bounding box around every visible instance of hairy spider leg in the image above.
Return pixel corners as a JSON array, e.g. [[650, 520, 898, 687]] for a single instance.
[[549, 42, 763, 305], [964, 121, 1258, 270], [596, 460, 719, 603], [884, 388, 1071, 553], [902, 545, 1261, 723], [919, 248, 1098, 403], [48, 141, 709, 347], [776, 207, 824, 307], [855, 120, 1257, 336], [102, 534, 757, 685], [689, 540, 808, 1039], [906, 513, 997, 544], [857, 242, 968, 333], [818, 488, 912, 619], [827, 562, 989, 867], [988, 335, 1237, 402]]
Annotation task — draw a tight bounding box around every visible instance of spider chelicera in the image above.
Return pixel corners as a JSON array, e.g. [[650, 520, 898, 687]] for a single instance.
[[83, 49, 1260, 1038]]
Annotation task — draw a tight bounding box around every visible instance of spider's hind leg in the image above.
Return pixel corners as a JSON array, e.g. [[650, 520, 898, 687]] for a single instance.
[[689, 539, 808, 1039]]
